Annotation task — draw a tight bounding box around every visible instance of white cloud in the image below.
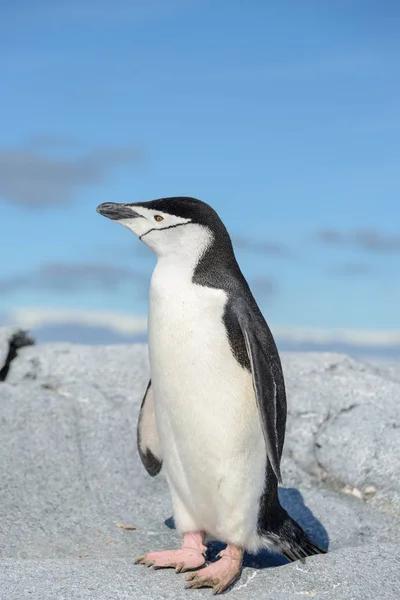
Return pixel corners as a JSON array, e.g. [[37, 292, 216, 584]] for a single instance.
[[272, 326, 400, 348], [0, 144, 141, 207], [10, 307, 147, 335]]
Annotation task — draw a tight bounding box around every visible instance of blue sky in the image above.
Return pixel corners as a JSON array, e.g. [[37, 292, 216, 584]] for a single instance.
[[1, 0, 399, 349]]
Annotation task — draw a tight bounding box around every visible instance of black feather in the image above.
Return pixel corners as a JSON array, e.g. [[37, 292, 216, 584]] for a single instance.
[[263, 507, 327, 562]]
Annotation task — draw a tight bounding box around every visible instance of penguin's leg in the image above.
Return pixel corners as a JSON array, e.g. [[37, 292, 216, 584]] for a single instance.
[[185, 543, 244, 594], [135, 530, 207, 572], [135, 488, 207, 572]]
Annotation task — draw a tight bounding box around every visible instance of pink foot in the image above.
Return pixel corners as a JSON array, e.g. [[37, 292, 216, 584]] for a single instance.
[[185, 544, 244, 594], [135, 531, 207, 573]]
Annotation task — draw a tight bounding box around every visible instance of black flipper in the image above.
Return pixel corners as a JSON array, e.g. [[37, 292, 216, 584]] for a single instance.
[[137, 380, 163, 476], [232, 298, 287, 482]]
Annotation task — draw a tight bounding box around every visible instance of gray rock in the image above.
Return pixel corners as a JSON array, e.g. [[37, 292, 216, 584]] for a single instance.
[[315, 389, 399, 507], [6, 340, 149, 392], [1, 342, 400, 598], [1, 545, 399, 600], [280, 457, 400, 550], [0, 379, 171, 561], [280, 353, 400, 515]]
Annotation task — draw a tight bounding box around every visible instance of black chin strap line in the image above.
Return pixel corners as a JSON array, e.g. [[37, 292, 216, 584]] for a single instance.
[[139, 221, 190, 241]]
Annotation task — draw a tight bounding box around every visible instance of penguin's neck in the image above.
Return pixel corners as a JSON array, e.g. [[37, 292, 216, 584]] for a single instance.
[[152, 223, 213, 274], [150, 222, 241, 294]]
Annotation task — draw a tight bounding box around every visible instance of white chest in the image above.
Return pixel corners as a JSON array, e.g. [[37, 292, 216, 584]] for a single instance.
[[147, 260, 252, 424], [148, 261, 229, 378]]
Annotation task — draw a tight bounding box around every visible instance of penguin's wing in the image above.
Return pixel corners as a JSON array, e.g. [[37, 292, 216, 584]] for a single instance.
[[137, 380, 163, 476], [233, 299, 287, 483]]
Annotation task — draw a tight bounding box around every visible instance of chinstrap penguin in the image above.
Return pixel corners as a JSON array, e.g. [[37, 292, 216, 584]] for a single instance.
[[96, 197, 326, 594]]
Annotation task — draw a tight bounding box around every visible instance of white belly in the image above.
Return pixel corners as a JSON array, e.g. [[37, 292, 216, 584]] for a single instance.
[[148, 261, 266, 550]]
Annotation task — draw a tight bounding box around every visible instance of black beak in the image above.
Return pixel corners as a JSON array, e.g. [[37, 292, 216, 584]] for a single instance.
[[96, 202, 141, 221]]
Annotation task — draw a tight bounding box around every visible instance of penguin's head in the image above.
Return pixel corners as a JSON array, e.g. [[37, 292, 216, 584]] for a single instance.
[[96, 196, 230, 258]]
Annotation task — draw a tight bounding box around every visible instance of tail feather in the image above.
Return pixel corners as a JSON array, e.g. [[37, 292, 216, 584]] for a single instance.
[[282, 539, 326, 563], [261, 510, 327, 562]]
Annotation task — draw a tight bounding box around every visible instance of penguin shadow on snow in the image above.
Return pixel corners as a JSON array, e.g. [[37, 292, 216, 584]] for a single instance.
[[164, 488, 329, 569]]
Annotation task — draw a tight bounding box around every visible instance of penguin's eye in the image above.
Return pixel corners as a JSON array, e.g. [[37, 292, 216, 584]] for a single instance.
[[154, 215, 164, 222]]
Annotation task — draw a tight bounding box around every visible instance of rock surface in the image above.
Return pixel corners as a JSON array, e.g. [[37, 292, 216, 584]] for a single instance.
[[1, 329, 399, 598]]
